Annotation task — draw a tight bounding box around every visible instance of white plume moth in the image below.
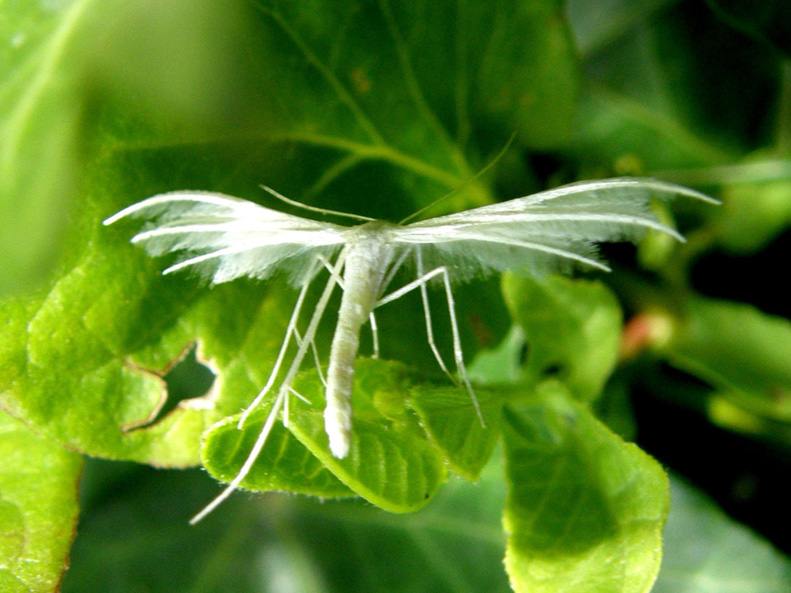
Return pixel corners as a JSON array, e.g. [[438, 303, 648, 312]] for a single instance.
[[104, 177, 715, 521]]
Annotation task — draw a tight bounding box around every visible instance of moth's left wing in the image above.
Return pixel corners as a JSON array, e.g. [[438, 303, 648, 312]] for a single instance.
[[395, 178, 715, 282], [104, 192, 349, 286]]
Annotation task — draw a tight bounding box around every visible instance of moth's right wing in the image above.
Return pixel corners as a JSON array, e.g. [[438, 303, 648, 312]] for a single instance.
[[395, 178, 716, 282], [104, 192, 349, 286]]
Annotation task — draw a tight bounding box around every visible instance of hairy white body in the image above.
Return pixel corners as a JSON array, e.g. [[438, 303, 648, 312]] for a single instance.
[[104, 177, 716, 521], [325, 223, 395, 457]]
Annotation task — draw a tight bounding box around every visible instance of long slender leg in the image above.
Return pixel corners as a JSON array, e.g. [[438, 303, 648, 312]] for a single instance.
[[376, 265, 484, 426], [380, 248, 411, 292], [377, 265, 454, 381], [282, 325, 326, 428], [193, 248, 349, 523], [294, 326, 327, 387], [274, 247, 349, 417], [439, 267, 484, 426], [367, 249, 408, 360], [271, 248, 348, 430], [376, 266, 447, 305], [238, 278, 312, 429], [288, 387, 311, 404], [318, 253, 345, 289], [369, 312, 379, 358], [190, 388, 287, 524], [416, 251, 453, 379]]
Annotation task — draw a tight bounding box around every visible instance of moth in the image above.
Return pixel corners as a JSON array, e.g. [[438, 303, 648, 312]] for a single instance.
[[104, 178, 714, 521]]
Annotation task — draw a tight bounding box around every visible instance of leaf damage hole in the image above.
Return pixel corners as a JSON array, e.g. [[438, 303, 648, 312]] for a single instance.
[[542, 363, 565, 378], [124, 343, 216, 432], [519, 342, 530, 366], [164, 343, 216, 408]]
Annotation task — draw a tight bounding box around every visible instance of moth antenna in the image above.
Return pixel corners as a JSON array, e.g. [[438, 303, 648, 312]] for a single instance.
[[399, 132, 517, 225], [260, 185, 376, 223]]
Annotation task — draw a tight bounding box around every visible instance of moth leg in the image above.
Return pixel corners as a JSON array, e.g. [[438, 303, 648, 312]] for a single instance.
[[380, 248, 411, 291], [376, 263, 484, 426], [293, 326, 326, 387], [280, 251, 348, 427], [238, 278, 312, 429], [438, 265, 484, 426], [274, 246, 349, 425], [195, 249, 350, 523], [317, 253, 345, 289], [283, 326, 326, 427], [416, 251, 453, 381], [288, 386, 311, 404], [367, 249, 409, 360], [283, 385, 312, 426], [369, 312, 380, 358], [191, 387, 288, 524], [376, 256, 453, 382]]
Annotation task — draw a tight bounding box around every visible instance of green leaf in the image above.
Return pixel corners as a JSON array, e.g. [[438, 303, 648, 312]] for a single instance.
[[287, 459, 510, 593], [0, 244, 332, 466], [667, 297, 791, 431], [202, 407, 355, 500], [655, 475, 791, 592], [503, 274, 623, 402], [1, 0, 569, 469], [473, 0, 580, 148], [1, 1, 252, 295], [571, 86, 733, 172], [567, 0, 677, 58], [286, 359, 449, 513], [201, 359, 453, 513], [502, 382, 669, 593], [63, 453, 510, 593], [409, 383, 505, 481], [1, 263, 220, 466], [713, 153, 791, 253], [62, 456, 791, 593], [0, 408, 83, 593], [706, 0, 791, 56], [568, 1, 756, 173], [0, 1, 86, 294]]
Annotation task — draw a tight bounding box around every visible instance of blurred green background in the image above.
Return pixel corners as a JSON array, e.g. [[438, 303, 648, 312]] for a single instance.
[[2, 0, 791, 591]]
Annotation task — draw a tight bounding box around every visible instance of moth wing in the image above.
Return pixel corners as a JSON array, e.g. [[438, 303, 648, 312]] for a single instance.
[[104, 191, 349, 286], [395, 178, 714, 282]]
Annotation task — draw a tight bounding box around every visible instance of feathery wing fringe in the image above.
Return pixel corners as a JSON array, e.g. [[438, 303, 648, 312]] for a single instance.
[[104, 191, 348, 286], [105, 178, 715, 285], [394, 178, 714, 281]]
